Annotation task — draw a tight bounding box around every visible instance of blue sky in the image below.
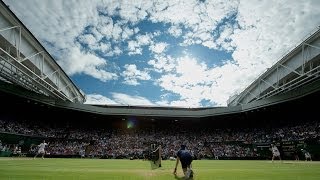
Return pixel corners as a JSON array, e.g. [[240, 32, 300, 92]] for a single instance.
[[4, 0, 320, 107]]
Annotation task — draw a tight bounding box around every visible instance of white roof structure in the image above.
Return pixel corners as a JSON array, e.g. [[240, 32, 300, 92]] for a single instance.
[[228, 27, 320, 106], [0, 2, 85, 103]]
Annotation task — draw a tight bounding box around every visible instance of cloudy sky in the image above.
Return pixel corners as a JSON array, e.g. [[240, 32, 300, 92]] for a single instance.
[[4, 0, 320, 107]]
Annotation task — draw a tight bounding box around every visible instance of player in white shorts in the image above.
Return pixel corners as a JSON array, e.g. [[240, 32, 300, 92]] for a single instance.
[[271, 144, 281, 162], [301, 149, 312, 161], [34, 140, 49, 159]]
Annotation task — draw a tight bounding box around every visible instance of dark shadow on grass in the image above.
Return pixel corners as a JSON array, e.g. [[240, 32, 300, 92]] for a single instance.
[[150, 160, 161, 170], [174, 174, 194, 180], [174, 174, 184, 180]]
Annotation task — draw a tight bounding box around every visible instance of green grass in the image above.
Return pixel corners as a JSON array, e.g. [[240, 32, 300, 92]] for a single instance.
[[0, 158, 319, 180]]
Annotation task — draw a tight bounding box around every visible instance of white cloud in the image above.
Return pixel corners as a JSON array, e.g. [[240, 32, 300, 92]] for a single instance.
[[121, 64, 151, 85], [150, 0, 320, 106], [168, 25, 182, 37], [152, 55, 267, 106], [149, 42, 169, 54], [78, 34, 97, 46], [136, 34, 153, 45], [153, 30, 162, 36], [97, 17, 113, 37], [153, 56, 211, 105], [113, 46, 122, 55], [169, 99, 202, 108], [233, 0, 320, 62], [134, 27, 140, 34], [127, 33, 154, 55], [159, 56, 210, 89], [202, 40, 217, 49], [122, 26, 135, 40], [85, 92, 155, 106], [103, 46, 123, 57], [112, 92, 154, 106], [215, 23, 234, 51], [85, 94, 118, 105], [98, 42, 112, 53], [127, 40, 143, 55], [150, 0, 200, 26], [3, 0, 121, 82], [5, 0, 320, 107], [59, 47, 118, 82], [155, 98, 202, 108], [226, 0, 320, 99], [117, 0, 153, 23], [111, 22, 123, 41], [150, 0, 239, 49], [148, 55, 176, 73]]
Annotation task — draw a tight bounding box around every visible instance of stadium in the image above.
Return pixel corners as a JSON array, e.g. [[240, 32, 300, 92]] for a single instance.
[[1, 1, 320, 179]]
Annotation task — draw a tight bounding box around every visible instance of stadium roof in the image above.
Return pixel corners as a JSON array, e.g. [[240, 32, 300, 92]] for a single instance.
[[0, 1, 85, 103], [1, 76, 320, 118]]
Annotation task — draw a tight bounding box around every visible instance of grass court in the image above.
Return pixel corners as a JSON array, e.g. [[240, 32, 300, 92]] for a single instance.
[[0, 158, 320, 179]]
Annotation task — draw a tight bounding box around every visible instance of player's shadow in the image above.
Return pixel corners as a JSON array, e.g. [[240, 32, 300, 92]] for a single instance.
[[174, 174, 194, 180], [150, 160, 161, 170]]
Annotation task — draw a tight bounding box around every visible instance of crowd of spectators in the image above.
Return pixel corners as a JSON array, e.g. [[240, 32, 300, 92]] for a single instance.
[[0, 119, 319, 159]]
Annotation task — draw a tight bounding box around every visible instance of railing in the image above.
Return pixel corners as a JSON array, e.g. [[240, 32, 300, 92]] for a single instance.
[[230, 26, 320, 105], [254, 66, 320, 102], [0, 47, 72, 101]]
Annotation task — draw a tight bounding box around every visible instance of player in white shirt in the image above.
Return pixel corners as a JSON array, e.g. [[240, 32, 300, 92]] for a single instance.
[[271, 144, 281, 162], [301, 149, 312, 161], [17, 147, 22, 157], [34, 140, 49, 159]]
